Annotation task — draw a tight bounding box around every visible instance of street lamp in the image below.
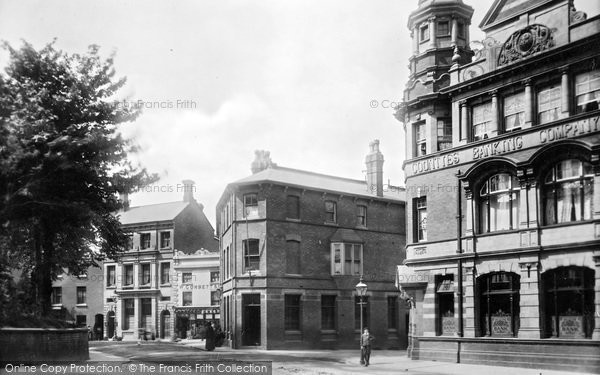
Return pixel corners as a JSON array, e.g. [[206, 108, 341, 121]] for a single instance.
[[355, 276, 368, 335]]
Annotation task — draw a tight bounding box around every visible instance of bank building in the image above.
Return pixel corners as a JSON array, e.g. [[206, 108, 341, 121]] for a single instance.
[[395, 0, 600, 372]]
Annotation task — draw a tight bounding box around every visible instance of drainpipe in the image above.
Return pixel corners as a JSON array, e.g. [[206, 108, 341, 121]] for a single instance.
[[456, 171, 464, 362]]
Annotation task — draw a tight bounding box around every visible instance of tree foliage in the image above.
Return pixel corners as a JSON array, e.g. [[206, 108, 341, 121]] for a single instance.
[[0, 40, 157, 321]]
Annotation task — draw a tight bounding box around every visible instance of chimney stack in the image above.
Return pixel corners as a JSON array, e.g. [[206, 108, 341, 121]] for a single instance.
[[365, 140, 384, 197], [119, 192, 130, 211], [182, 180, 195, 202], [251, 150, 277, 174]]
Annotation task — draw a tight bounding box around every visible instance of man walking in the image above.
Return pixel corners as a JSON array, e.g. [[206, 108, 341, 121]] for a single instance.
[[360, 327, 374, 366]]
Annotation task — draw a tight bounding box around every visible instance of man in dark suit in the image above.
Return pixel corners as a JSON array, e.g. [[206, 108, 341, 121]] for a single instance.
[[360, 327, 374, 366]]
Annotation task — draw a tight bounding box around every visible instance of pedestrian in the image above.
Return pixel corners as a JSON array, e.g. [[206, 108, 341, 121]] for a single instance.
[[360, 327, 374, 366], [205, 322, 215, 351]]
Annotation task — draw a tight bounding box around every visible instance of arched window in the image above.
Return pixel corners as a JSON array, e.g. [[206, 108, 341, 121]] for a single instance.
[[542, 266, 595, 338], [543, 159, 593, 225], [477, 272, 520, 337], [479, 174, 520, 233]]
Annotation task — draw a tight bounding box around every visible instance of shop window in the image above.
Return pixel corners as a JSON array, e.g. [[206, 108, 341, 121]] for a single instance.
[[542, 266, 595, 338], [538, 84, 562, 124], [575, 70, 600, 113], [321, 295, 336, 330], [478, 272, 520, 337], [331, 243, 363, 276], [436, 274, 455, 335], [285, 294, 301, 331], [479, 174, 520, 233], [503, 92, 524, 131], [543, 159, 593, 225]]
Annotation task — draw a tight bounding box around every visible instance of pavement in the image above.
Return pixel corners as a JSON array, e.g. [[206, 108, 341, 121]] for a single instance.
[[87, 341, 597, 375]]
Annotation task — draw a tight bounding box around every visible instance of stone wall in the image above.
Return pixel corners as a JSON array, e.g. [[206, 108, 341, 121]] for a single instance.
[[0, 328, 88, 362]]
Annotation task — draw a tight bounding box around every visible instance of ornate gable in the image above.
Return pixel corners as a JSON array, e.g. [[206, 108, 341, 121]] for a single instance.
[[480, 0, 553, 30]]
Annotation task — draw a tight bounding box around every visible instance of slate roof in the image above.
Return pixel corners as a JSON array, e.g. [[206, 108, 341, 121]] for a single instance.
[[117, 201, 189, 225], [232, 166, 405, 202]]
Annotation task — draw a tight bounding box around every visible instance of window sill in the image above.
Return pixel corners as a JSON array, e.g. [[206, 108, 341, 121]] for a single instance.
[[51, 304, 63, 309], [76, 304, 88, 308], [324, 222, 338, 226], [286, 218, 301, 222], [139, 285, 151, 289], [122, 285, 134, 289], [106, 285, 116, 289], [540, 219, 596, 230], [160, 283, 172, 287]]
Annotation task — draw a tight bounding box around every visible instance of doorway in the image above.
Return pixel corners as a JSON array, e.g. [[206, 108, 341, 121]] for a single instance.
[[107, 311, 115, 338], [242, 294, 261, 346], [94, 314, 104, 340], [160, 310, 171, 339]]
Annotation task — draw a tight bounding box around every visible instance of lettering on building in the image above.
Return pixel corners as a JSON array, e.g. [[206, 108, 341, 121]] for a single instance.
[[411, 153, 459, 174], [473, 136, 523, 160], [539, 116, 600, 143]]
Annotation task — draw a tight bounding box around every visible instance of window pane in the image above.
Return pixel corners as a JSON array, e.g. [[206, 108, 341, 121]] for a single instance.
[[333, 244, 342, 275], [284, 295, 301, 331], [575, 70, 600, 113], [504, 93, 524, 130], [344, 244, 352, 274], [473, 102, 492, 139], [538, 85, 561, 124], [321, 295, 336, 330]]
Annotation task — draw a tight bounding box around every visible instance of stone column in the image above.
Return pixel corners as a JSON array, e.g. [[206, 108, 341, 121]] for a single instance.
[[518, 179, 530, 229], [593, 163, 600, 220], [517, 260, 542, 338], [412, 28, 419, 55], [462, 263, 476, 337], [133, 261, 139, 289], [151, 296, 157, 337], [561, 67, 570, 116], [460, 100, 468, 141], [451, 17, 458, 45], [524, 79, 533, 128], [490, 90, 499, 136], [428, 17, 436, 50]]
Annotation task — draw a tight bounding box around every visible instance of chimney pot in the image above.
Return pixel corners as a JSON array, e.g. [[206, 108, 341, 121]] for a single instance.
[[365, 140, 384, 197], [119, 192, 130, 211], [182, 180, 195, 202], [251, 150, 277, 174]]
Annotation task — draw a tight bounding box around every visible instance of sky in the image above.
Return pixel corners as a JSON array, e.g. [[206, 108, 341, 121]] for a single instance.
[[1, 0, 598, 228]]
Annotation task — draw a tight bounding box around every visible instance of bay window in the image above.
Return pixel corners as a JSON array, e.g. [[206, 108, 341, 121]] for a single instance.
[[331, 242, 363, 276]]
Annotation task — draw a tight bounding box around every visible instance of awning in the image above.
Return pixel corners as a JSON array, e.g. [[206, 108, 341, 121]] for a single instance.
[[396, 265, 431, 288], [174, 306, 220, 315]]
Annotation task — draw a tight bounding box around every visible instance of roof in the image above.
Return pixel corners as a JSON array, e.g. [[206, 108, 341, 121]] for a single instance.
[[479, 0, 551, 30], [117, 201, 190, 225], [232, 166, 405, 202]]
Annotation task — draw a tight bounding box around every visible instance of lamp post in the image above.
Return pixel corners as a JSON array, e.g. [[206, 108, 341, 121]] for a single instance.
[[355, 276, 368, 335]]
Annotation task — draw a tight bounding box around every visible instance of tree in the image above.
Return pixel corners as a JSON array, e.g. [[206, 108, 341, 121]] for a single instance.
[[0, 40, 157, 320]]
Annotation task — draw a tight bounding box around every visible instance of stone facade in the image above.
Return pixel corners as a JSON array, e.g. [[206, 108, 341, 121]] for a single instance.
[[397, 0, 600, 372]]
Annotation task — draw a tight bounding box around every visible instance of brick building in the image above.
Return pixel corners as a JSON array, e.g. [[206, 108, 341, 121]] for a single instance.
[[396, 0, 600, 372], [217, 142, 406, 350], [102, 180, 218, 341], [51, 266, 104, 336]]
